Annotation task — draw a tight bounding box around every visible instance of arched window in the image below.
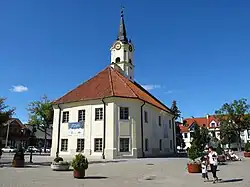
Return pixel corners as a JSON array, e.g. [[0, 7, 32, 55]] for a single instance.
[[116, 57, 120, 63], [129, 59, 132, 64]]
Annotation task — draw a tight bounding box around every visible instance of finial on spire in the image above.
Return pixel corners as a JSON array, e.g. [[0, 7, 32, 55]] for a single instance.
[[121, 6, 124, 18], [118, 6, 128, 43]]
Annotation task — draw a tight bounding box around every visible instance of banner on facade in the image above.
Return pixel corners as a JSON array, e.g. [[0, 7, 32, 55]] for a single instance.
[[68, 122, 84, 136]]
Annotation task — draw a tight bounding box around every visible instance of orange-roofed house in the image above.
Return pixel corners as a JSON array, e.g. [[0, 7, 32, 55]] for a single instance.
[[178, 115, 250, 150], [50, 10, 175, 159]]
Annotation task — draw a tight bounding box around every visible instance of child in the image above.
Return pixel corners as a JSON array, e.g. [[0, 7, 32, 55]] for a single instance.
[[201, 156, 209, 182]]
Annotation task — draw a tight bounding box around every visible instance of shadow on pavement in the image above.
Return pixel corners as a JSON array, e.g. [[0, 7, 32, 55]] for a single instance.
[[220, 178, 243, 183], [84, 176, 108, 179]]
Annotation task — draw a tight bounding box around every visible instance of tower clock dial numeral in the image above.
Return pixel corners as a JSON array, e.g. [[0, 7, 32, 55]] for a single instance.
[[129, 45, 133, 52], [115, 43, 121, 50]]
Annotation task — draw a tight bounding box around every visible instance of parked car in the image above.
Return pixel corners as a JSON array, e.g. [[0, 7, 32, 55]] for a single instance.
[[26, 146, 40, 153], [1, 146, 17, 153]]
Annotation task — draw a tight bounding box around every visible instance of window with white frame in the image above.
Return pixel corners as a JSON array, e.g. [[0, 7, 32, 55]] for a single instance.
[[95, 108, 103, 120], [248, 130, 250, 139], [184, 133, 188, 138], [169, 120, 172, 129], [119, 138, 130, 152], [120, 107, 129, 120], [62, 111, 69, 123], [78, 110, 85, 122], [76, 139, 84, 152], [61, 139, 68, 151], [144, 111, 148, 123], [145, 138, 149, 151], [159, 139, 162, 151], [94, 138, 102, 152]]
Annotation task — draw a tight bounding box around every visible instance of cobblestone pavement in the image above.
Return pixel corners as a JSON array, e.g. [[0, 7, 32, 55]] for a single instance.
[[0, 156, 249, 187]]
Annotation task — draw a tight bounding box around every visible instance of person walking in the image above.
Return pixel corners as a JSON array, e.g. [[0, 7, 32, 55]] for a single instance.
[[208, 146, 219, 183]]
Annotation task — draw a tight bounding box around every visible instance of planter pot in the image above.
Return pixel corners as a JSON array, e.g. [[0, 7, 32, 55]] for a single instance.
[[218, 155, 226, 162], [187, 163, 201, 173], [51, 163, 70, 171], [73, 169, 86, 179], [12, 159, 25, 167], [244, 152, 250, 157]]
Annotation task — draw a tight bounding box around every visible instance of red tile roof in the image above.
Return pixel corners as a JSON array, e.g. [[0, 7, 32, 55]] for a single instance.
[[178, 115, 219, 133], [54, 66, 172, 113]]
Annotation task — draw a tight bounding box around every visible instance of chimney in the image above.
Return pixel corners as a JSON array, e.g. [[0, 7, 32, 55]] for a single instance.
[[206, 114, 209, 119]]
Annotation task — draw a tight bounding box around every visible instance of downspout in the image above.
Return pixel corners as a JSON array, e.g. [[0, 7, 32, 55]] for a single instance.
[[56, 104, 62, 158], [172, 116, 176, 154], [141, 101, 146, 158], [102, 98, 106, 159]]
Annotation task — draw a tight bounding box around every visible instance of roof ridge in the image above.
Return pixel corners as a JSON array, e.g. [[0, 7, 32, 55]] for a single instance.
[[54, 66, 110, 103], [112, 67, 138, 98], [108, 67, 114, 96]]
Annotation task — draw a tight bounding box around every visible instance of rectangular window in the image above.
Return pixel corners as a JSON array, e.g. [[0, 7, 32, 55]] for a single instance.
[[144, 111, 148, 123], [159, 139, 162, 151], [61, 139, 68, 151], [120, 107, 129, 120], [119, 138, 130, 152], [169, 120, 172, 129], [145, 138, 148, 151], [62, 111, 69, 123], [159, 116, 162, 126], [170, 140, 173, 149], [76, 139, 84, 152], [95, 108, 103, 120], [248, 130, 250, 139], [78, 110, 85, 122], [184, 133, 188, 138], [94, 138, 102, 152]]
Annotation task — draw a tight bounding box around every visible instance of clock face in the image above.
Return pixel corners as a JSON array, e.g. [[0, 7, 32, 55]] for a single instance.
[[115, 43, 121, 50], [129, 45, 133, 52]]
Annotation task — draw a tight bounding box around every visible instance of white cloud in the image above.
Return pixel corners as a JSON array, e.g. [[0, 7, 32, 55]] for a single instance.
[[142, 84, 161, 91], [164, 90, 182, 94], [10, 85, 28, 93]]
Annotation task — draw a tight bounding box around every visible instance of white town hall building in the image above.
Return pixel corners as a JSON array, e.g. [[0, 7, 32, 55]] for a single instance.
[[51, 10, 175, 159]]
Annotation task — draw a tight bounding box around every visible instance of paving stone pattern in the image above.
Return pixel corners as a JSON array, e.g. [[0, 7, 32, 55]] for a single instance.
[[0, 157, 249, 187]]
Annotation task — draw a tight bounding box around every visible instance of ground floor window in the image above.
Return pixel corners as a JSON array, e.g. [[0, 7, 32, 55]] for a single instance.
[[94, 138, 102, 152], [159, 139, 162, 151], [77, 139, 84, 152], [145, 138, 148, 151], [119, 138, 130, 152], [61, 139, 68, 151]]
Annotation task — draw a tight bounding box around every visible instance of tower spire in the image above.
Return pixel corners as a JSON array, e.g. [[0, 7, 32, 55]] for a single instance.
[[118, 6, 128, 43]]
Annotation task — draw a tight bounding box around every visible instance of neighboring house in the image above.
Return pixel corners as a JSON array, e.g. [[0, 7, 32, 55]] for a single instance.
[[178, 115, 248, 150], [25, 125, 52, 148], [0, 118, 30, 148], [50, 10, 175, 159]]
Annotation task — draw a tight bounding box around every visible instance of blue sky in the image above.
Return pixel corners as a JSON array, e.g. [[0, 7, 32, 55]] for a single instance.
[[1, 0, 250, 123]]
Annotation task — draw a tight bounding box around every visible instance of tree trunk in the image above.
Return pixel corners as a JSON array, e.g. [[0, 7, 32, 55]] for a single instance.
[[237, 131, 241, 152], [44, 128, 47, 153]]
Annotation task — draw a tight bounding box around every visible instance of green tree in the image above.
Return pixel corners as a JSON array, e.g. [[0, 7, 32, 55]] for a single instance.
[[191, 123, 210, 152], [0, 98, 15, 147], [27, 95, 53, 152], [171, 100, 185, 149], [215, 98, 250, 151]]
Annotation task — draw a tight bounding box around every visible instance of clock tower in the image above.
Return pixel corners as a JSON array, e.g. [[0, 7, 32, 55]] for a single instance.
[[110, 8, 134, 81]]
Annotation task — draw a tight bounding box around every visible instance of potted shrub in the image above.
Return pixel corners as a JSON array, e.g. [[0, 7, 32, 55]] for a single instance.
[[71, 153, 88, 179], [51, 157, 70, 171], [244, 141, 250, 157], [12, 144, 25, 167], [187, 145, 201, 173], [216, 143, 226, 163]]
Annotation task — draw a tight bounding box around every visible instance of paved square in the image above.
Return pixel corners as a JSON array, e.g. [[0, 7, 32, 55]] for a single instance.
[[0, 156, 249, 187]]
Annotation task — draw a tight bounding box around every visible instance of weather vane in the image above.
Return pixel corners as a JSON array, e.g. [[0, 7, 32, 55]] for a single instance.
[[121, 5, 125, 17]]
